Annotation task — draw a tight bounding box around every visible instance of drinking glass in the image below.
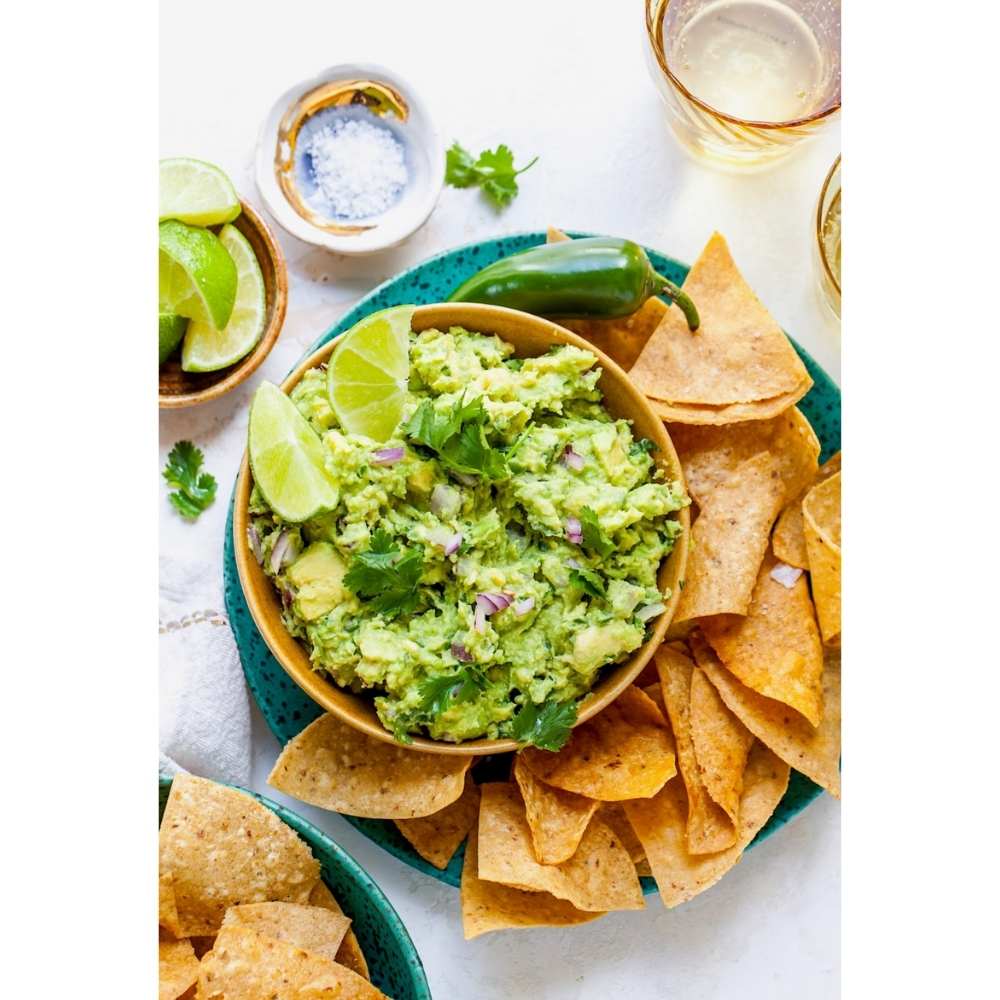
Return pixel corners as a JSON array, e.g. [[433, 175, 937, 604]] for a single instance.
[[815, 154, 841, 317]]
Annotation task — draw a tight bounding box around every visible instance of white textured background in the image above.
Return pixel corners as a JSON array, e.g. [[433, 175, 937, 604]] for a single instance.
[[160, 1, 840, 996]]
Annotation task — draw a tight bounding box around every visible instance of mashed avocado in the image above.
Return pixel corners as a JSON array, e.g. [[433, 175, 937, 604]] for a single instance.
[[250, 327, 687, 744]]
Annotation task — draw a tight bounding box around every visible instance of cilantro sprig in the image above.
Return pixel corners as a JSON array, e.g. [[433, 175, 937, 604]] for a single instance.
[[569, 566, 606, 599], [445, 142, 538, 209], [579, 506, 615, 559], [162, 441, 217, 520], [406, 395, 508, 480], [417, 667, 486, 719], [509, 698, 578, 751], [343, 529, 424, 619]]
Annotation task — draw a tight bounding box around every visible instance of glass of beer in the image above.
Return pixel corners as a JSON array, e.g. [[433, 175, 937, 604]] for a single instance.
[[644, 0, 841, 169], [815, 154, 841, 317]]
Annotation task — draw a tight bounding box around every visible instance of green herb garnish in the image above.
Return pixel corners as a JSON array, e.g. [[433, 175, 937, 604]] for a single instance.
[[417, 667, 486, 718], [406, 395, 508, 480], [343, 529, 424, 619], [162, 441, 217, 520], [509, 698, 578, 751], [569, 566, 606, 598], [579, 506, 615, 559], [445, 142, 538, 209]]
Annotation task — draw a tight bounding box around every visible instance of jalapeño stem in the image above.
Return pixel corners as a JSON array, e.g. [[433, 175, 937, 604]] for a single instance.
[[654, 271, 700, 332]]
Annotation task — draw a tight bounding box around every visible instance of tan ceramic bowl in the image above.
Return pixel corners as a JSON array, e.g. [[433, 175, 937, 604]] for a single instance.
[[234, 303, 690, 755], [159, 200, 288, 409]]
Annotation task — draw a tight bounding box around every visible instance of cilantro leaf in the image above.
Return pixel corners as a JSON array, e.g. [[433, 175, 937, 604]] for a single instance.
[[162, 441, 217, 520], [509, 698, 578, 751], [417, 667, 485, 718], [343, 531, 424, 619], [569, 566, 606, 598], [629, 438, 657, 459], [405, 395, 508, 480], [579, 506, 615, 559], [444, 141, 538, 209]]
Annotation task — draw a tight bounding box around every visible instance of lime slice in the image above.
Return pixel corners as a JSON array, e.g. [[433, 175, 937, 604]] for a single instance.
[[159, 312, 188, 365], [159, 157, 241, 226], [159, 220, 237, 330], [249, 382, 339, 522], [327, 306, 415, 442], [182, 225, 266, 372]]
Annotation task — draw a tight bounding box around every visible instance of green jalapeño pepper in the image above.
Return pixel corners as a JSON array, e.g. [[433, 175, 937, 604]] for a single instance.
[[448, 236, 699, 331]]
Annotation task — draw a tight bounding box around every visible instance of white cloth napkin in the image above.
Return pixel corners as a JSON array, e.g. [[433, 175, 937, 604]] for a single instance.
[[159, 553, 251, 786]]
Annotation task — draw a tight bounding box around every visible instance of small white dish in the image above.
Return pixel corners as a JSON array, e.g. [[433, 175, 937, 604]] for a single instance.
[[256, 62, 444, 256]]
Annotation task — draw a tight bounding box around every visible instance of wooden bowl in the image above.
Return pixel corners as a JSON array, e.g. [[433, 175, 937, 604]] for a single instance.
[[234, 303, 690, 755], [159, 200, 288, 408]]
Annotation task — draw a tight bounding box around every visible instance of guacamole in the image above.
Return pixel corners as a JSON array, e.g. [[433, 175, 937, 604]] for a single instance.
[[249, 327, 688, 744]]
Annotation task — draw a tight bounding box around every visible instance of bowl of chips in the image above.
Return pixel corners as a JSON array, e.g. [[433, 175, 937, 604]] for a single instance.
[[233, 302, 691, 754], [158, 773, 431, 1000]]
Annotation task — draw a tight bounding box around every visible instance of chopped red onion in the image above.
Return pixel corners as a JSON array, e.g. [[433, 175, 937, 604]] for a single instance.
[[565, 516, 583, 544], [770, 563, 804, 589], [451, 642, 473, 663], [444, 533, 463, 556], [566, 557, 581, 570], [372, 446, 405, 466], [452, 471, 478, 487], [561, 444, 585, 471], [247, 525, 264, 565], [473, 603, 487, 634], [636, 602, 666, 623], [269, 530, 297, 574], [280, 587, 294, 610], [430, 484, 460, 517], [513, 597, 535, 616]]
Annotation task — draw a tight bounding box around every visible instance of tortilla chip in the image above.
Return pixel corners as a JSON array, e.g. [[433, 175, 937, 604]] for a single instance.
[[308, 881, 369, 980], [694, 636, 841, 797], [701, 549, 825, 725], [512, 755, 599, 864], [595, 803, 647, 869], [688, 666, 754, 822], [648, 386, 812, 426], [268, 713, 472, 819], [159, 870, 183, 938], [544, 227, 667, 370], [159, 774, 320, 936], [631, 232, 812, 408], [773, 452, 842, 568], [624, 741, 788, 907], [222, 902, 351, 963], [803, 471, 842, 644], [655, 646, 737, 853], [189, 936, 215, 959], [199, 925, 386, 999], [669, 408, 820, 508], [476, 782, 642, 912], [674, 450, 789, 622], [159, 935, 199, 1000], [460, 826, 602, 938], [520, 686, 676, 800], [395, 772, 480, 869]]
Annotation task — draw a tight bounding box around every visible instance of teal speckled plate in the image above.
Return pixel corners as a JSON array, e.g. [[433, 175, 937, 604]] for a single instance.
[[223, 231, 841, 893], [158, 776, 431, 1000]]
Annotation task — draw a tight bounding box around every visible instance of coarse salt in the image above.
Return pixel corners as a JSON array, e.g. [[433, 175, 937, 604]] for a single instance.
[[304, 117, 408, 220]]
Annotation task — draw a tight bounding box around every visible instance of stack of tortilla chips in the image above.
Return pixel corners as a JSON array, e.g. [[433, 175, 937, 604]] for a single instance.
[[159, 773, 382, 999], [264, 231, 841, 938]]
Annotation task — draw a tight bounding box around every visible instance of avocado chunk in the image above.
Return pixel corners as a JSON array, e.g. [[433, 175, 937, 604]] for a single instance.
[[572, 621, 642, 673], [287, 542, 349, 621]]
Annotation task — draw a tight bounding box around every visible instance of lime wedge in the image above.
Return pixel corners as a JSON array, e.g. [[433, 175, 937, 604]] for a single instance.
[[249, 382, 339, 522], [159, 220, 238, 330], [159, 157, 241, 226], [182, 225, 266, 372], [159, 312, 188, 365], [327, 306, 415, 442]]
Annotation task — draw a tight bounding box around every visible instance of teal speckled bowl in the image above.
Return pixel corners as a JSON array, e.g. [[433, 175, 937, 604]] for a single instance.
[[158, 776, 430, 1000], [223, 231, 841, 893]]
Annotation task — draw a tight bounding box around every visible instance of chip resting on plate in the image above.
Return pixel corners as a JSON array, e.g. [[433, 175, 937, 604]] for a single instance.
[[519, 686, 676, 800], [268, 712, 473, 818], [624, 741, 789, 907], [630, 232, 812, 422], [308, 880, 369, 980], [159, 774, 320, 936], [694, 637, 841, 797], [701, 548, 825, 725], [655, 646, 737, 853], [773, 451, 842, 569], [476, 782, 643, 911], [595, 802, 648, 873], [395, 772, 481, 869], [688, 665, 755, 824], [460, 827, 603, 939], [546, 228, 668, 370], [802, 470, 842, 644], [221, 901, 351, 963], [159, 934, 199, 1000], [198, 925, 386, 999], [513, 755, 598, 865]]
